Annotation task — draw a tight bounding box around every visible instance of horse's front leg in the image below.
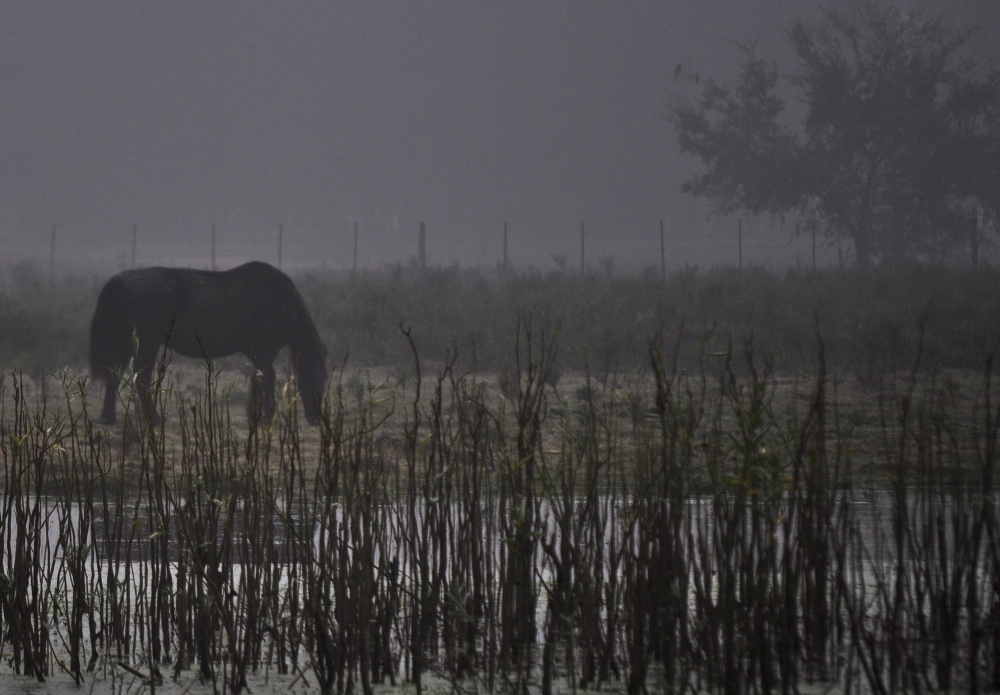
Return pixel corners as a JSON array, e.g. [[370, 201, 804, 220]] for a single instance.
[[261, 364, 277, 422], [135, 356, 160, 425], [247, 362, 277, 425]]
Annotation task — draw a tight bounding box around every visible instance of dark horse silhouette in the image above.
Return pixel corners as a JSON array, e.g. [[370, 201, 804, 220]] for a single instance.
[[90, 261, 328, 425]]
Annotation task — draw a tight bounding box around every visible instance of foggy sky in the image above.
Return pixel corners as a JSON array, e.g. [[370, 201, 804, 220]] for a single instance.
[[1, 2, 997, 272]]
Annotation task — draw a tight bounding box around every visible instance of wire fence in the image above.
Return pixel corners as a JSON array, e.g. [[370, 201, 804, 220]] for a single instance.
[[2, 218, 996, 279]]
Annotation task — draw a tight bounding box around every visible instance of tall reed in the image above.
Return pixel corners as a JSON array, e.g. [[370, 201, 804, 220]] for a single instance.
[[0, 325, 995, 693]]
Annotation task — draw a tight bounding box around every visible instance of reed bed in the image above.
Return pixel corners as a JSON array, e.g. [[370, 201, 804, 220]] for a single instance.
[[0, 322, 998, 694]]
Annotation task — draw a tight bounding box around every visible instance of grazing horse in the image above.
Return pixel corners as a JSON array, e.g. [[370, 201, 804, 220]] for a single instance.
[[89, 261, 328, 425]]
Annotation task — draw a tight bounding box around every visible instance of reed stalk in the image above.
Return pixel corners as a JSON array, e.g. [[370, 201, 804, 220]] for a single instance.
[[0, 326, 993, 692]]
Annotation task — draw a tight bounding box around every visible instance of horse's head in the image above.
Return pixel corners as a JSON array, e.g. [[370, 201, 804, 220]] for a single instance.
[[297, 342, 329, 425]]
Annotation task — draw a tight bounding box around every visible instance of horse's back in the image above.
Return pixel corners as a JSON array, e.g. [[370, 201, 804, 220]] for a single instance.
[[94, 263, 303, 360]]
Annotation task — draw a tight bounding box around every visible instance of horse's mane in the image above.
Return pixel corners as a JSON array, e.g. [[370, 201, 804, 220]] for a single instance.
[[289, 284, 325, 366], [231, 263, 323, 367]]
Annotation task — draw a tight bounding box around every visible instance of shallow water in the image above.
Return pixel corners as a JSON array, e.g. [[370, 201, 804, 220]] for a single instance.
[[0, 668, 331, 695]]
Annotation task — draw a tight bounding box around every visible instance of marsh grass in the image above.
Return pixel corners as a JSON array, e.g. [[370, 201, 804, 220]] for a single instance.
[[0, 320, 998, 694]]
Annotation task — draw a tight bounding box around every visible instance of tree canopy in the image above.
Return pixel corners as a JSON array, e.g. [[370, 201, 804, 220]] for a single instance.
[[671, 0, 1000, 266]]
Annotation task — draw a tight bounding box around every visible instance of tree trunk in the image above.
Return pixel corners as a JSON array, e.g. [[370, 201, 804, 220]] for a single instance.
[[971, 224, 980, 268], [853, 232, 873, 268]]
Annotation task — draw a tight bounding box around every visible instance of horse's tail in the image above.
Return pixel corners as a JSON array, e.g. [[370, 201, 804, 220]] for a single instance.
[[89, 278, 126, 385]]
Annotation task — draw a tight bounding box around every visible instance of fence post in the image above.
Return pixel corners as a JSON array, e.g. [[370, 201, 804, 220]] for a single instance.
[[503, 221, 508, 270], [49, 224, 56, 281], [660, 220, 666, 285], [419, 221, 427, 268]]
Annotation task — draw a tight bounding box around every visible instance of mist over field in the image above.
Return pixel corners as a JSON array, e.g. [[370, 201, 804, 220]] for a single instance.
[[1, 1, 996, 275], [5, 5, 1000, 694]]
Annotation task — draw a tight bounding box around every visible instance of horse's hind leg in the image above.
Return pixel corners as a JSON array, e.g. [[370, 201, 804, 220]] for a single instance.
[[247, 365, 264, 424], [101, 377, 117, 425]]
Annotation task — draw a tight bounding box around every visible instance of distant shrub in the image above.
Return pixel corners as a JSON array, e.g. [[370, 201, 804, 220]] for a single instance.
[[297, 264, 1000, 376], [0, 269, 98, 371]]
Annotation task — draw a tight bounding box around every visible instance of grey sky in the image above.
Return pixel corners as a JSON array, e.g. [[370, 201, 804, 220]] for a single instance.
[[1, 2, 996, 271]]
